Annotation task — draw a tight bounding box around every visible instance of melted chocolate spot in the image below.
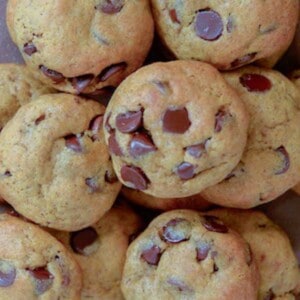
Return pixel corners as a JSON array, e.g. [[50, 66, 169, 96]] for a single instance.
[[105, 169, 118, 184], [39, 65, 65, 84], [28, 267, 54, 295], [70, 227, 98, 255], [116, 110, 143, 133], [3, 171, 12, 177], [169, 9, 180, 24], [35, 114, 46, 125], [65, 135, 82, 152], [0, 264, 16, 287], [161, 218, 191, 243], [175, 162, 195, 180], [240, 73, 272, 92], [195, 9, 223, 41], [185, 139, 210, 158], [108, 131, 123, 156], [23, 42, 37, 56], [96, 0, 124, 14], [121, 165, 149, 190], [141, 245, 162, 266], [97, 62, 127, 82], [85, 178, 100, 193], [213, 262, 219, 272], [275, 146, 290, 175], [89, 115, 104, 141], [162, 107, 191, 134], [71, 74, 94, 93], [202, 215, 228, 233], [196, 243, 211, 261], [215, 109, 229, 133], [231, 53, 257, 69], [129, 132, 157, 157]]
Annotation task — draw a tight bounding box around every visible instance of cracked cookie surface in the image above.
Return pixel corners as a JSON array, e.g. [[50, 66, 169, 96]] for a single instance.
[[202, 66, 300, 208], [0, 93, 121, 231], [103, 61, 249, 198], [121, 209, 259, 300], [6, 0, 154, 94], [150, 0, 299, 70]]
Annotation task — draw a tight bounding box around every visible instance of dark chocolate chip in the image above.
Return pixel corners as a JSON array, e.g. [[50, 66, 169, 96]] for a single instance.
[[0, 264, 16, 287], [240, 73, 272, 92], [65, 135, 82, 152], [169, 9, 180, 24], [213, 262, 219, 272], [4, 170, 12, 177], [35, 114, 46, 125], [226, 15, 234, 33], [202, 215, 228, 233], [116, 110, 143, 133], [194, 9, 223, 41], [129, 132, 157, 158], [215, 109, 229, 133], [185, 139, 210, 158], [141, 245, 162, 266], [167, 278, 193, 292], [39, 65, 65, 84], [71, 74, 94, 93], [162, 107, 191, 134], [275, 146, 290, 175], [121, 165, 149, 190], [89, 115, 104, 141], [97, 62, 127, 82], [70, 227, 98, 255], [85, 177, 100, 193], [105, 169, 118, 184], [108, 131, 123, 156], [231, 53, 257, 69], [28, 267, 54, 295], [175, 162, 195, 180], [161, 218, 191, 243], [196, 243, 211, 261], [23, 42, 37, 56], [96, 0, 124, 14]]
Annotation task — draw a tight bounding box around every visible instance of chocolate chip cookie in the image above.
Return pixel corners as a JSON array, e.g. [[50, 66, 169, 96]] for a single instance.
[[6, 0, 154, 94], [202, 66, 300, 208], [51, 201, 142, 300], [0, 93, 121, 231], [121, 210, 259, 300], [0, 63, 54, 130], [103, 61, 249, 198], [209, 209, 300, 300], [0, 214, 82, 299], [122, 187, 211, 211], [150, 0, 299, 70]]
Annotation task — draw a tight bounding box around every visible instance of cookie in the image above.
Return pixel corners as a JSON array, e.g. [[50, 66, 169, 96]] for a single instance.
[[0, 63, 54, 130], [209, 209, 300, 300], [201, 66, 300, 208], [0, 214, 82, 299], [122, 187, 211, 211], [0, 93, 121, 231], [150, 0, 299, 70], [293, 184, 300, 196], [290, 70, 300, 90], [121, 210, 259, 300], [6, 0, 154, 94], [103, 61, 249, 198]]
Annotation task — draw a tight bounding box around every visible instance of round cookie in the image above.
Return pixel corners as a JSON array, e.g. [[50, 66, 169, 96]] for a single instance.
[[0, 63, 54, 130], [209, 209, 300, 300], [103, 61, 249, 198], [0, 93, 121, 231], [6, 0, 154, 94], [150, 0, 299, 70], [201, 66, 300, 208], [121, 210, 259, 300], [122, 187, 212, 211], [0, 214, 82, 299], [51, 201, 142, 300]]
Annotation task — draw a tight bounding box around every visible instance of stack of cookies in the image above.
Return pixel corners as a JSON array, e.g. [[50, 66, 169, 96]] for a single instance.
[[0, 0, 299, 299]]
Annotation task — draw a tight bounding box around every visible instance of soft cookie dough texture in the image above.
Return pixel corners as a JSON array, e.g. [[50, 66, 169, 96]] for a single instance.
[[104, 61, 249, 198], [0, 93, 121, 231], [6, 0, 154, 94], [150, 0, 299, 70]]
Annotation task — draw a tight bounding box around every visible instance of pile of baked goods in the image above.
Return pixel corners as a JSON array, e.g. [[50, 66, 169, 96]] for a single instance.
[[0, 0, 299, 299]]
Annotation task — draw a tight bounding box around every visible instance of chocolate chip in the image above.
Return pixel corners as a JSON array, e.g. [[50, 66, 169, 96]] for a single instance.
[[71, 74, 94, 93], [167, 278, 193, 292], [196, 243, 211, 261], [226, 15, 234, 33], [104, 112, 113, 133], [96, 0, 124, 14], [141, 245, 162, 266], [39, 65, 65, 84], [202, 215, 228, 233], [121, 165, 149, 190], [160, 218, 191, 243], [175, 162, 195, 180], [162, 107, 191, 134], [28, 267, 54, 295], [105, 169, 118, 184], [195, 9, 223, 41], [85, 177, 100, 193], [116, 110, 143, 133], [108, 131, 123, 156], [83, 86, 115, 104], [275, 146, 290, 175], [70, 227, 98, 255], [65, 135, 82, 152], [89, 115, 104, 141], [185, 139, 210, 158], [3, 170, 12, 177], [129, 132, 157, 158], [169, 9, 180, 24], [240, 73, 272, 92], [213, 262, 219, 272], [231, 52, 257, 69], [215, 109, 229, 133], [97, 62, 127, 82], [35, 114, 46, 125], [23, 42, 37, 56], [0, 263, 16, 287]]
